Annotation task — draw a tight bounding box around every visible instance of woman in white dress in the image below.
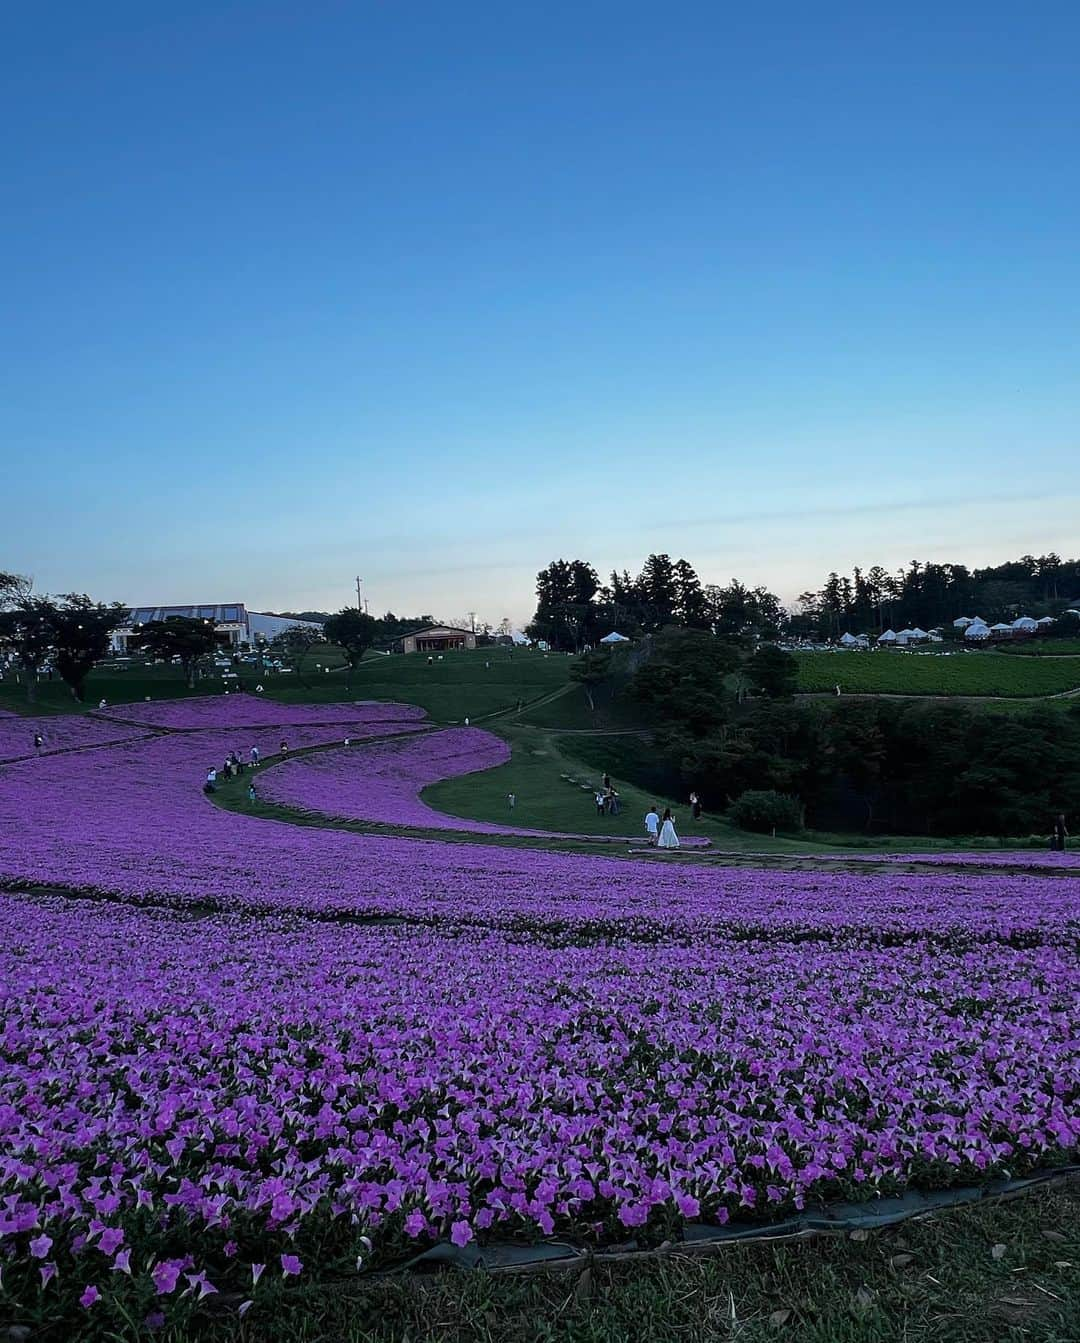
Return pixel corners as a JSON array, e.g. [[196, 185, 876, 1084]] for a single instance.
[[658, 808, 680, 849]]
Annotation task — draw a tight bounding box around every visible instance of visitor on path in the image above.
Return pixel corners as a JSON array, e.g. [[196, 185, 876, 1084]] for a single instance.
[[645, 805, 660, 846], [464, 717, 469, 726], [658, 808, 680, 850], [595, 790, 606, 816], [250, 746, 260, 767], [33, 732, 43, 753], [690, 791, 702, 821], [98, 698, 107, 709], [834, 683, 841, 697], [280, 740, 289, 757], [606, 788, 621, 817], [248, 783, 257, 804], [507, 792, 516, 811], [602, 771, 611, 791], [204, 767, 217, 794], [1052, 813, 1069, 851]]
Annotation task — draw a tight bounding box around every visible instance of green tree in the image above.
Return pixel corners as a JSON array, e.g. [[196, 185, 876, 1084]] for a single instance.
[[131, 616, 223, 689], [50, 595, 129, 701], [0, 594, 56, 704], [324, 608, 376, 671], [527, 560, 600, 651], [747, 644, 798, 698], [569, 648, 612, 711]]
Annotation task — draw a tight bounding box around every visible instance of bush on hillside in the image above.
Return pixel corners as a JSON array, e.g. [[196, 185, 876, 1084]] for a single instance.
[[729, 789, 804, 834]]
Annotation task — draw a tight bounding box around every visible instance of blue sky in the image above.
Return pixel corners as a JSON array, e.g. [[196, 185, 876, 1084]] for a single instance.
[[3, 2, 1078, 623]]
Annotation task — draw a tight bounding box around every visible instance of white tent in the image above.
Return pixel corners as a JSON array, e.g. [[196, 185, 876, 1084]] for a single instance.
[[990, 622, 1014, 633], [895, 628, 917, 645], [1011, 616, 1038, 632], [839, 632, 859, 646], [877, 629, 898, 644], [1036, 616, 1055, 627], [909, 627, 929, 640], [965, 623, 991, 639], [600, 631, 630, 644], [953, 616, 974, 628]]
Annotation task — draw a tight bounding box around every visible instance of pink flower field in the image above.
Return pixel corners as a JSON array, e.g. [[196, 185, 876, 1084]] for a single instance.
[[0, 694, 1077, 1331]]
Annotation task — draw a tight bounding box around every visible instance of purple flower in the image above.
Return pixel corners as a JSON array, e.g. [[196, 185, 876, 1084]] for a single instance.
[[152, 1260, 183, 1295], [280, 1254, 302, 1276], [80, 1285, 100, 1308], [29, 1233, 52, 1259]]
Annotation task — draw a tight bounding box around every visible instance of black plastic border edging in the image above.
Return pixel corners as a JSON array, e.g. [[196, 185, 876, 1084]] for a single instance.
[[397, 1166, 1080, 1276]]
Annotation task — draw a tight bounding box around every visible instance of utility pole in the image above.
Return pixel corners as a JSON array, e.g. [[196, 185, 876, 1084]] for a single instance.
[[468, 611, 476, 633], [355, 576, 363, 611]]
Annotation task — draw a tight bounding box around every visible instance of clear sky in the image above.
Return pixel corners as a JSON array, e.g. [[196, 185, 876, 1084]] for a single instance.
[[3, 2, 1078, 625]]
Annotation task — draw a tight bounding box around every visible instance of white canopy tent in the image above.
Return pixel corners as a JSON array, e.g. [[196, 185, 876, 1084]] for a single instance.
[[1011, 616, 1038, 632], [965, 623, 991, 640], [599, 631, 630, 644], [877, 629, 898, 644]]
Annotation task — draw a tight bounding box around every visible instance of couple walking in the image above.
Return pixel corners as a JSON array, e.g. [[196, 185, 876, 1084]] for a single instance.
[[645, 805, 679, 849]]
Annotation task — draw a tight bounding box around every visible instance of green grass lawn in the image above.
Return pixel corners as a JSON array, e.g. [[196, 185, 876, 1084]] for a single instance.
[[998, 637, 1080, 657], [796, 650, 1080, 697], [155, 1179, 1080, 1343], [0, 647, 571, 722], [424, 723, 816, 852]]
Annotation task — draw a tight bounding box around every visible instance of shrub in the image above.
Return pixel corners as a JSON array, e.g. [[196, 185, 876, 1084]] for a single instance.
[[729, 789, 804, 834]]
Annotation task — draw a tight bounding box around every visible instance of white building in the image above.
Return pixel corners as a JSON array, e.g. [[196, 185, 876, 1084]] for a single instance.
[[1011, 616, 1039, 633], [111, 604, 323, 653]]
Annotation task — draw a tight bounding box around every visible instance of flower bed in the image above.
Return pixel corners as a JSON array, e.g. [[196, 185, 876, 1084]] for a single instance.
[[0, 725, 1076, 938], [0, 715, 149, 763], [96, 696, 427, 730], [0, 697, 1078, 1331], [0, 890, 1077, 1330], [256, 728, 709, 845]]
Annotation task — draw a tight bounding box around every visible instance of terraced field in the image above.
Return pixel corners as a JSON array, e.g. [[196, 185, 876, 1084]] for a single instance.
[[796, 650, 1080, 697]]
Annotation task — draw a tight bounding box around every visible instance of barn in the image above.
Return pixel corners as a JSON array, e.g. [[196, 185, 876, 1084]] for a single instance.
[[397, 625, 477, 654]]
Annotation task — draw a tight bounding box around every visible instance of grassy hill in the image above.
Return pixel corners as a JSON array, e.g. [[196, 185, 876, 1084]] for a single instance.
[[795, 649, 1080, 697], [0, 647, 572, 723]]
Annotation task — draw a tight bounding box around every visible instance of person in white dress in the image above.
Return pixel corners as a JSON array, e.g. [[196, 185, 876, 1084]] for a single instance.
[[658, 808, 679, 849]]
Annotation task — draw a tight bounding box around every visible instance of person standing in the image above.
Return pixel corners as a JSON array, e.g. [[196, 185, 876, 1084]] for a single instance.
[[645, 805, 660, 846], [204, 767, 217, 794], [250, 746, 260, 767], [658, 808, 680, 849], [33, 731, 43, 753], [280, 740, 289, 757], [507, 792, 516, 811], [248, 782, 257, 804], [608, 788, 621, 817], [690, 791, 702, 821], [595, 789, 606, 817], [1053, 813, 1069, 851], [602, 771, 611, 791]]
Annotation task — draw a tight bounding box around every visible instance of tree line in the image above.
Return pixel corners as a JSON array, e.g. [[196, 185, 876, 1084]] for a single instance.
[[526, 555, 784, 651], [794, 552, 1080, 638]]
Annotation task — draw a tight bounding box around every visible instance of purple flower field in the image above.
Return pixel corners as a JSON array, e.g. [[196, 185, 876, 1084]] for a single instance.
[[96, 695, 427, 730], [0, 715, 149, 764], [0, 696, 1077, 1324]]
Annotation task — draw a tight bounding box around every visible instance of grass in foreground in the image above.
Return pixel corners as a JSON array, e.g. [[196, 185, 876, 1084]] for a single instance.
[[139, 1181, 1079, 1343]]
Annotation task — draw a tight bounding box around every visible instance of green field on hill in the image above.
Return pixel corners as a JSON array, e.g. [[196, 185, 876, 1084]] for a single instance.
[[0, 647, 572, 721], [795, 649, 1080, 697]]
